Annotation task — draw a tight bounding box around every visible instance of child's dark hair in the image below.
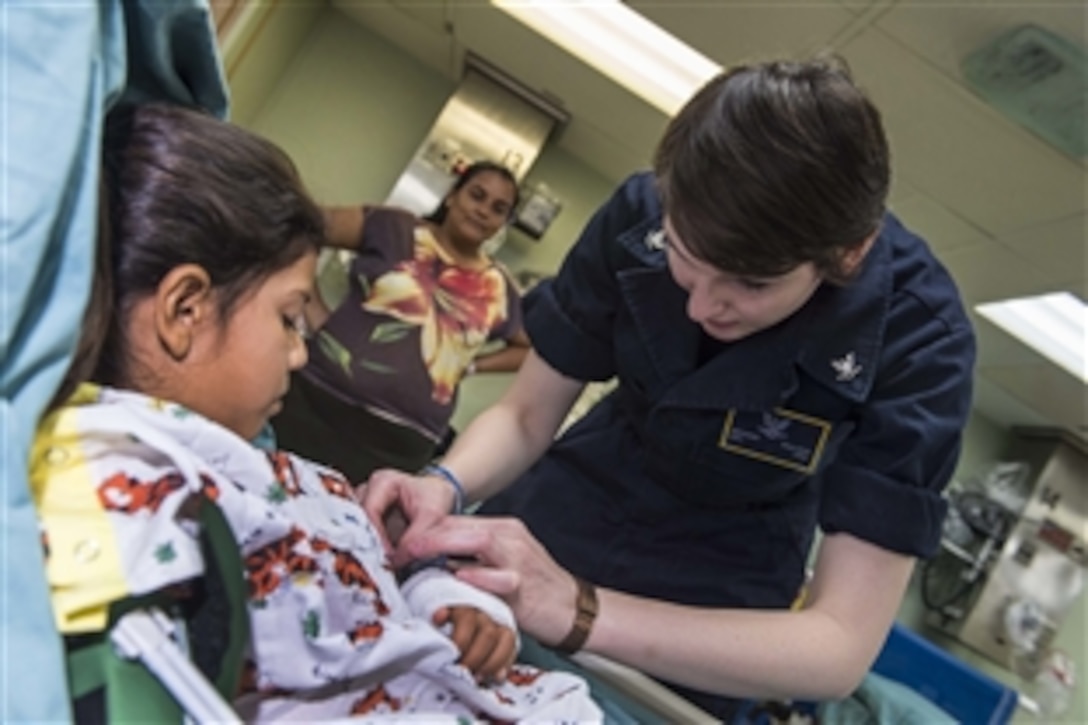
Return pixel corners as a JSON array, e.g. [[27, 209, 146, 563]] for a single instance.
[[73, 103, 323, 393], [654, 56, 890, 284], [424, 161, 520, 224]]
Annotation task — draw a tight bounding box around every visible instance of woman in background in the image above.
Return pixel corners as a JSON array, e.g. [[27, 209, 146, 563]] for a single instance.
[[273, 162, 530, 483]]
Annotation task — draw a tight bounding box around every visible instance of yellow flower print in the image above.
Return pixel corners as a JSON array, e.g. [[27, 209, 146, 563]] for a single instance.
[[363, 230, 508, 404]]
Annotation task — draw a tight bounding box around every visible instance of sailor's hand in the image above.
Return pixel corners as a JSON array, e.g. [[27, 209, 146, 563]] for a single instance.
[[359, 468, 456, 566]]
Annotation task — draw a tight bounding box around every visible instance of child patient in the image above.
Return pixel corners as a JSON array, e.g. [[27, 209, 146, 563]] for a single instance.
[[30, 103, 599, 722]]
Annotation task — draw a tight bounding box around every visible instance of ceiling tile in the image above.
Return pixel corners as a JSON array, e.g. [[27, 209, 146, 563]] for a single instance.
[[876, 2, 1087, 84], [889, 190, 990, 253], [971, 375, 1050, 430], [555, 121, 653, 185], [938, 241, 1054, 305], [980, 362, 1088, 432], [996, 212, 1088, 283], [887, 176, 920, 208], [335, 0, 454, 77], [835, 0, 879, 15], [841, 27, 1085, 237], [389, 0, 449, 33], [630, 2, 856, 65]]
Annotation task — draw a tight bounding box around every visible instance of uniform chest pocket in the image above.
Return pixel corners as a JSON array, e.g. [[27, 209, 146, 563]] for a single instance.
[[718, 408, 833, 474], [668, 408, 828, 504], [659, 403, 852, 508], [644, 368, 860, 505]]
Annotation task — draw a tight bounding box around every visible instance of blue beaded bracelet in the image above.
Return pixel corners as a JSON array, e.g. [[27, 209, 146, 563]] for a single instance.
[[422, 464, 465, 515]]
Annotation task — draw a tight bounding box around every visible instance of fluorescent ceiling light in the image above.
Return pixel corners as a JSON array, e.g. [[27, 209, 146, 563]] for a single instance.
[[491, 0, 722, 116], [976, 292, 1088, 383]]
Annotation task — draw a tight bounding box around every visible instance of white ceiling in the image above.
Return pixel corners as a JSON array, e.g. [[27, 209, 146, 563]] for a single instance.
[[332, 0, 1087, 443]]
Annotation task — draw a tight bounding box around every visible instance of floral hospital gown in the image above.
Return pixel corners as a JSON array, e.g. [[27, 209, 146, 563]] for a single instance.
[[30, 384, 600, 722]]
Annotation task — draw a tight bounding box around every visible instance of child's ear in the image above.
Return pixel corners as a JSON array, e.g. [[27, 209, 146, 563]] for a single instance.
[[155, 264, 214, 360]]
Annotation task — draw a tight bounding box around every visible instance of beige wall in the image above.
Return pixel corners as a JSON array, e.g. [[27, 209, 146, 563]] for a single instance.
[[495, 146, 618, 276], [219, 1, 324, 129], [244, 9, 452, 204], [955, 409, 1013, 483], [236, 5, 616, 236]]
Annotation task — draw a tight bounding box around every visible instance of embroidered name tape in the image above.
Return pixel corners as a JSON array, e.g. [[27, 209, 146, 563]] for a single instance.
[[719, 408, 832, 474]]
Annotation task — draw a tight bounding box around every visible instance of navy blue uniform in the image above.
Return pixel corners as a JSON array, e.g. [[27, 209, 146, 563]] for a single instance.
[[481, 172, 976, 715]]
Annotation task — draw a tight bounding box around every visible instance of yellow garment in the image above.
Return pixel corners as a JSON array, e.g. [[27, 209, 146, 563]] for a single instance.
[[30, 384, 128, 633]]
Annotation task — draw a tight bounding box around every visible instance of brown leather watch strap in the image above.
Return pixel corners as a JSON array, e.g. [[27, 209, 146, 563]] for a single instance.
[[553, 577, 599, 655]]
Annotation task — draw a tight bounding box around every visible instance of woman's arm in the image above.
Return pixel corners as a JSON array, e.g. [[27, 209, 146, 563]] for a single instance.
[[469, 328, 531, 374], [585, 532, 913, 700], [436, 350, 582, 502], [301, 206, 369, 329], [322, 205, 366, 250], [408, 520, 914, 701]]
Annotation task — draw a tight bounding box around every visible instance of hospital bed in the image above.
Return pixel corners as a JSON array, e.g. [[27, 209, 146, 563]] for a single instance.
[[78, 597, 1017, 723]]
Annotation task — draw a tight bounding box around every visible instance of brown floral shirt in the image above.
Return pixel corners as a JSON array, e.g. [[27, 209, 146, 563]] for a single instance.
[[304, 207, 522, 439]]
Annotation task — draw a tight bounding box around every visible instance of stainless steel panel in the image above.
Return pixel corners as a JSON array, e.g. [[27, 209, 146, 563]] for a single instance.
[[387, 54, 567, 215]]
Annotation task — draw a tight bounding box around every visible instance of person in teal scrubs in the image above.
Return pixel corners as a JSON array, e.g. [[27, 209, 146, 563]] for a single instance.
[[1, 2, 226, 718]]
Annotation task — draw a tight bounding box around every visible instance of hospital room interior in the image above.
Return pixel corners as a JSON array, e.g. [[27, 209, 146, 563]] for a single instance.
[[7, 0, 1086, 722], [218, 0, 1088, 718]]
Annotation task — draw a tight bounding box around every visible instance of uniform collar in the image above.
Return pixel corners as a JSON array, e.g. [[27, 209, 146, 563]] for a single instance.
[[616, 217, 893, 411]]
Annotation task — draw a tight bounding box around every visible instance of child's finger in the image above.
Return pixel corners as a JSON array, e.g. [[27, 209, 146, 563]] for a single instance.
[[446, 607, 479, 654], [476, 627, 517, 682], [431, 606, 451, 628], [458, 616, 502, 676]]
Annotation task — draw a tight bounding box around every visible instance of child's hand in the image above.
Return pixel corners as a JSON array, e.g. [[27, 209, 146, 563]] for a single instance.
[[434, 605, 516, 683]]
